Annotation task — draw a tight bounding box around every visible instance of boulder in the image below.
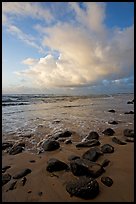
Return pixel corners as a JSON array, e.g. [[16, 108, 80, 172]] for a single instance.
[[42, 139, 60, 151], [76, 139, 100, 148], [101, 144, 114, 153], [82, 147, 103, 162], [70, 158, 104, 178], [101, 176, 113, 187], [102, 128, 115, 136], [66, 176, 99, 199], [46, 158, 69, 172], [112, 137, 127, 145], [13, 168, 31, 179], [123, 129, 134, 137]]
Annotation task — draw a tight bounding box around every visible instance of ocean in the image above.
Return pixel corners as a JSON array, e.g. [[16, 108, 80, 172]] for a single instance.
[[2, 93, 134, 153]]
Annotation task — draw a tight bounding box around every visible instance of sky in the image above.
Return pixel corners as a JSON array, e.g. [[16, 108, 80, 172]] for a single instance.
[[2, 2, 134, 95]]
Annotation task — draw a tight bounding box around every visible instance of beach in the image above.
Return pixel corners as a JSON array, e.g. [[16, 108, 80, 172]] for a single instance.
[[2, 93, 134, 202]]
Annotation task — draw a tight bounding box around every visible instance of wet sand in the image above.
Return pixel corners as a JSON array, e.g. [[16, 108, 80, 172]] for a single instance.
[[2, 131, 134, 202]]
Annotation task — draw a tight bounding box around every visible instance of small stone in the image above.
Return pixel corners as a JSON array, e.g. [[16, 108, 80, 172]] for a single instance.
[[101, 176, 113, 187], [2, 165, 11, 173], [112, 137, 127, 145], [65, 139, 72, 144], [108, 120, 118, 125], [42, 139, 60, 151], [2, 173, 11, 186], [46, 158, 69, 172], [124, 129, 134, 137], [29, 160, 36, 163], [102, 128, 115, 136], [108, 109, 115, 113], [38, 192, 43, 196], [82, 147, 103, 162], [21, 177, 27, 186], [76, 139, 100, 148], [125, 137, 134, 142], [86, 131, 99, 140], [68, 155, 80, 161], [28, 190, 32, 193], [101, 144, 114, 153], [124, 111, 134, 114], [8, 146, 23, 155], [101, 159, 110, 168], [8, 180, 17, 190], [13, 169, 31, 179]]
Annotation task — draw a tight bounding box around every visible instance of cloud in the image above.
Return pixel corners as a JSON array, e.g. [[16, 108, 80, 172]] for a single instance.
[[2, 2, 53, 23], [3, 2, 134, 93]]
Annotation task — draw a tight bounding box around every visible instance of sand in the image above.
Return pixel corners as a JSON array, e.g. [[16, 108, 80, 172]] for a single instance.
[[2, 131, 134, 202]]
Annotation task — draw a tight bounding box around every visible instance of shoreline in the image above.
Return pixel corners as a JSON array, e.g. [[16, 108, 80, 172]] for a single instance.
[[2, 130, 134, 202]]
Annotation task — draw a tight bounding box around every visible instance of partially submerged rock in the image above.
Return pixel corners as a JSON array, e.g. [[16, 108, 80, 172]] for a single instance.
[[82, 147, 103, 162], [112, 137, 127, 145], [42, 139, 60, 151], [76, 139, 100, 148], [108, 120, 118, 125], [101, 144, 114, 153], [125, 137, 134, 142], [66, 176, 99, 199], [108, 109, 115, 113], [2, 165, 11, 173], [13, 168, 31, 179], [102, 128, 115, 136], [8, 145, 24, 155], [124, 111, 134, 114], [2, 142, 13, 150], [101, 176, 113, 187], [68, 155, 80, 161], [46, 158, 69, 172]]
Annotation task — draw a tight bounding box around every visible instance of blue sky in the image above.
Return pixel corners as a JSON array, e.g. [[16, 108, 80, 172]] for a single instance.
[[2, 2, 134, 94]]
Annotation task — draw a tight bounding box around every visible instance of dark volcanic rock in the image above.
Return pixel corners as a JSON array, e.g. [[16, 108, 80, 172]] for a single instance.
[[42, 139, 60, 151], [124, 129, 134, 137], [2, 165, 11, 173], [101, 176, 113, 187], [66, 176, 99, 199], [65, 139, 72, 144], [46, 158, 69, 172], [55, 130, 72, 138], [101, 159, 110, 168], [2, 173, 11, 186], [8, 145, 23, 155], [125, 137, 134, 142], [13, 168, 31, 179], [101, 144, 114, 153], [108, 109, 115, 113], [102, 128, 115, 136], [70, 158, 104, 178], [108, 120, 118, 125], [112, 137, 127, 145], [82, 147, 103, 162], [76, 139, 100, 148], [8, 180, 17, 190], [70, 159, 91, 176], [2, 142, 13, 150], [127, 101, 133, 104], [68, 155, 80, 161], [124, 111, 134, 114], [86, 131, 99, 140]]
